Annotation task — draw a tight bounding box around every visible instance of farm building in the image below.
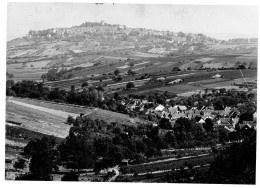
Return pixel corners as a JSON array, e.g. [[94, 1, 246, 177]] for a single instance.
[[155, 104, 165, 112], [157, 77, 166, 81], [211, 74, 223, 79], [167, 79, 183, 85], [198, 119, 205, 124]]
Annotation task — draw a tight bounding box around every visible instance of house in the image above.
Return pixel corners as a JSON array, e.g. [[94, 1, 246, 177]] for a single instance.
[[168, 106, 179, 114], [155, 104, 165, 112], [224, 126, 236, 132], [161, 111, 171, 119], [198, 118, 205, 124], [211, 74, 223, 79], [215, 118, 231, 127], [171, 112, 186, 120], [253, 111, 257, 121], [239, 122, 256, 130], [231, 117, 240, 127], [120, 159, 130, 166], [178, 105, 187, 111], [157, 77, 166, 81], [167, 79, 183, 85], [223, 106, 232, 115]]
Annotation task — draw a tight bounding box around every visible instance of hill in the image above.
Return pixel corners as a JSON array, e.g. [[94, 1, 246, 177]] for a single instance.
[[6, 21, 257, 82]]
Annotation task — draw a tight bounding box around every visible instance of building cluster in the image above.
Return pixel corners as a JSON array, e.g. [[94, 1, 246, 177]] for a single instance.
[[228, 38, 258, 44], [25, 21, 220, 47], [120, 98, 257, 132]]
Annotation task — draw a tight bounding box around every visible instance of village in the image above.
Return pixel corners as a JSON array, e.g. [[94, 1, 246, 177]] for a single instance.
[[118, 88, 257, 135]]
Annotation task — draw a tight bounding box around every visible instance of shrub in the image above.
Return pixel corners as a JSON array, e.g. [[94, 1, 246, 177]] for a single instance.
[[67, 115, 75, 125], [61, 171, 79, 181], [14, 158, 26, 169]]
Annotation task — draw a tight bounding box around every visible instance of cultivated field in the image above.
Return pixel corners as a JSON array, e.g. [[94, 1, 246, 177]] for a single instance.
[[6, 100, 72, 138], [7, 97, 146, 128]]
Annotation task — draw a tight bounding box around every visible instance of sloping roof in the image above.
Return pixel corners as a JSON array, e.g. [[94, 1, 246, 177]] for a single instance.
[[219, 118, 230, 124], [157, 77, 165, 80], [224, 126, 235, 132], [199, 119, 205, 124], [155, 104, 165, 111], [179, 105, 187, 111], [142, 100, 148, 104]]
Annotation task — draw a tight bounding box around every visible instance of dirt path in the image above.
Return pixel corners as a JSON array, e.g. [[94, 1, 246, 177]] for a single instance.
[[8, 99, 81, 119]]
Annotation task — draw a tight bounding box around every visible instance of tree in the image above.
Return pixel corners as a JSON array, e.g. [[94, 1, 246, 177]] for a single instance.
[[129, 62, 134, 67], [67, 115, 75, 125], [81, 82, 88, 88], [20, 136, 58, 180], [205, 131, 256, 184], [114, 69, 120, 76], [97, 85, 104, 92], [236, 64, 246, 70], [204, 118, 214, 132], [127, 69, 136, 75], [70, 85, 75, 92], [126, 82, 135, 89], [13, 158, 26, 169], [172, 67, 181, 71], [159, 118, 172, 129], [41, 74, 47, 83], [61, 171, 79, 181]]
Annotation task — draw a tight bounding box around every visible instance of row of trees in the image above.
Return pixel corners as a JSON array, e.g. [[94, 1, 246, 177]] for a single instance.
[[6, 80, 127, 113], [42, 67, 86, 82]]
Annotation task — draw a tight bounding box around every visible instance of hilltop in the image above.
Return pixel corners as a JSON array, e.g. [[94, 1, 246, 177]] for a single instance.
[[6, 21, 257, 82], [7, 20, 257, 59]]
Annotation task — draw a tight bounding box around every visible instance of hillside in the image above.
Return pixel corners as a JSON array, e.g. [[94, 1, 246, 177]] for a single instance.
[[6, 21, 258, 82]]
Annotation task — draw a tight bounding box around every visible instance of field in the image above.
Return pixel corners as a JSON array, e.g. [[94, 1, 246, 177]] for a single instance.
[[7, 68, 47, 81], [119, 69, 257, 96], [7, 97, 146, 127], [6, 99, 73, 138], [5, 97, 146, 180]]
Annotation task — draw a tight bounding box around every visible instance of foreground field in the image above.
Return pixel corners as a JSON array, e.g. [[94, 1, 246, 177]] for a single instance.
[[7, 97, 146, 128], [6, 100, 72, 138]]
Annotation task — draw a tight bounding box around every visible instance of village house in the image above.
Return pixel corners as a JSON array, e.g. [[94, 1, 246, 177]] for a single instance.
[[211, 74, 223, 79]]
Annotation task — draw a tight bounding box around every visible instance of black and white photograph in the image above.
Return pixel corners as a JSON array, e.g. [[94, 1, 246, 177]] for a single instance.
[[3, 0, 259, 185]]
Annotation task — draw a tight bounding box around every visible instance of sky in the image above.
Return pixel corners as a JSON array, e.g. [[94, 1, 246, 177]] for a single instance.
[[7, 3, 258, 41]]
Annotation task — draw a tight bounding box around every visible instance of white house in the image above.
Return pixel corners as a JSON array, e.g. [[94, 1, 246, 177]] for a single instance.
[[155, 104, 165, 112], [253, 111, 257, 121], [211, 74, 223, 79]]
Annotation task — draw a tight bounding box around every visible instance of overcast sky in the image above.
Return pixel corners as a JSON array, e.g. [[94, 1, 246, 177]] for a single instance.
[[7, 3, 258, 41]]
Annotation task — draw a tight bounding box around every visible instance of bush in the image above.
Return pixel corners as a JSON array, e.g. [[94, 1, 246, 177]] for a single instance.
[[81, 82, 88, 88], [61, 171, 79, 181], [67, 115, 75, 125], [126, 82, 135, 89], [14, 158, 26, 169]]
